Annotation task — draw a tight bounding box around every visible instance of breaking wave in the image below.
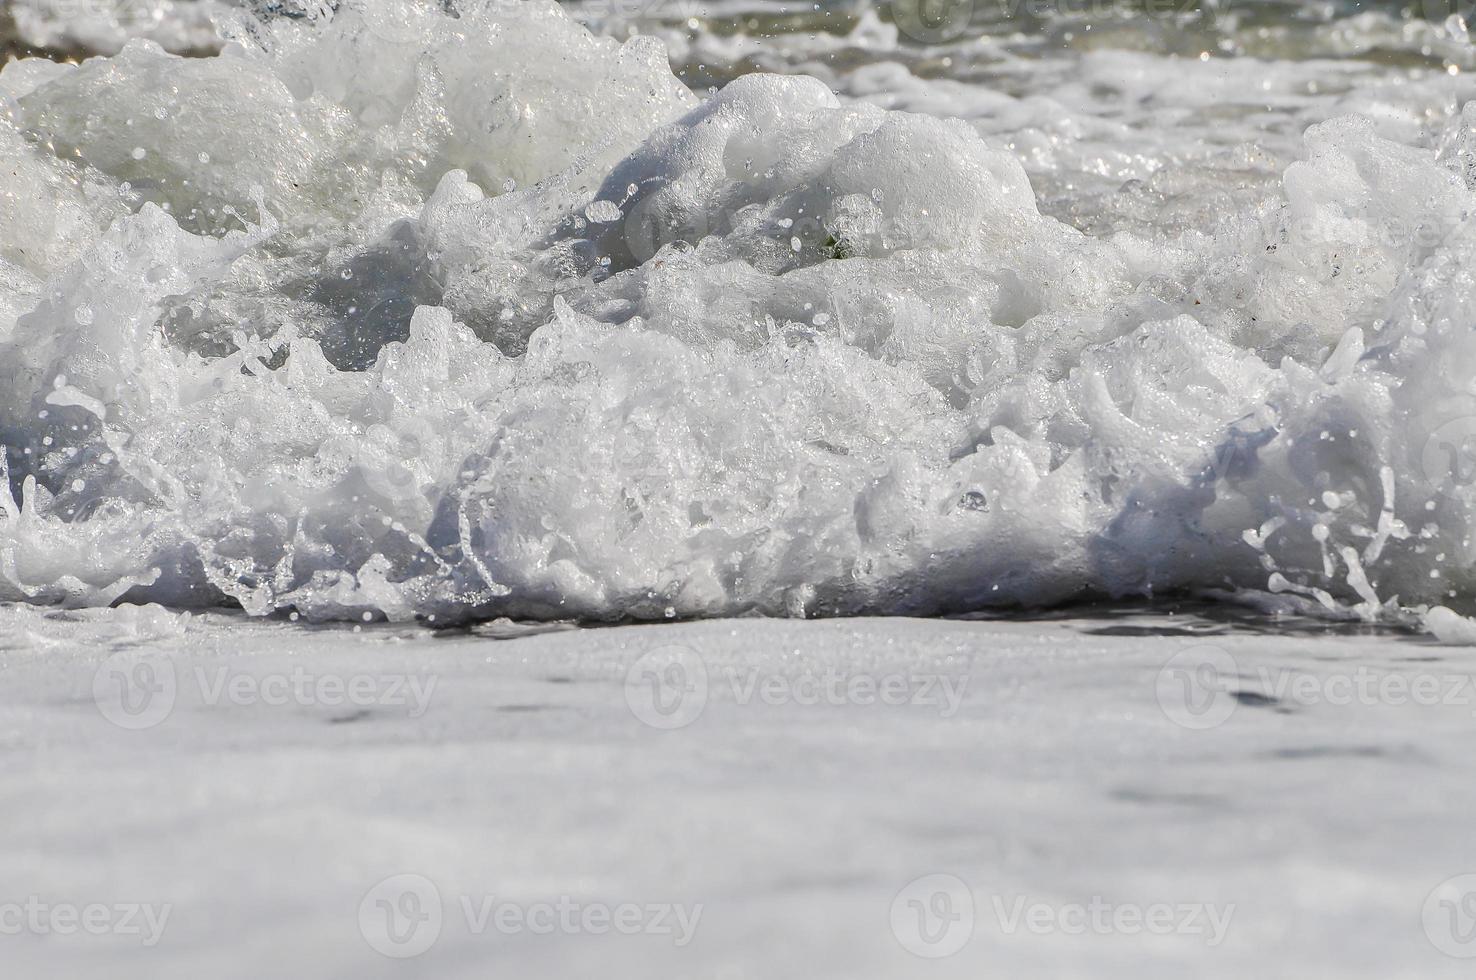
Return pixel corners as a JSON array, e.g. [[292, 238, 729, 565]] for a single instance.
[[5, 0, 1476, 634]]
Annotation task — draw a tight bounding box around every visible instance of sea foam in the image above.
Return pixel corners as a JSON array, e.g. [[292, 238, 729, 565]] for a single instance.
[[3, 0, 1476, 629]]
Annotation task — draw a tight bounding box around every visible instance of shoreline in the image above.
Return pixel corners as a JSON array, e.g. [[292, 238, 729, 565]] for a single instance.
[[2, 604, 1470, 976]]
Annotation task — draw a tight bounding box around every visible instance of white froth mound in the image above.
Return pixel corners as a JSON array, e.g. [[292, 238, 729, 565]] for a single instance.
[[3, 0, 1476, 628]]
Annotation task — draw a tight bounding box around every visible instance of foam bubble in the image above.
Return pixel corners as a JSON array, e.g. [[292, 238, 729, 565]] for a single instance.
[[3, 0, 1476, 630]]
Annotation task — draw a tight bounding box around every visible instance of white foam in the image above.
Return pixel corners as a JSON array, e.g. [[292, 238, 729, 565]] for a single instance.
[[5, 0, 1476, 629]]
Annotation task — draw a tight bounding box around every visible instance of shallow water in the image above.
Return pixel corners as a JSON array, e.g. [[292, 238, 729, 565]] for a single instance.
[[5, 0, 1476, 636], [5, 603, 1476, 976]]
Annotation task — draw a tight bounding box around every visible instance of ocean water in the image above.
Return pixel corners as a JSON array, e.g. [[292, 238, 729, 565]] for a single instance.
[[10, 7, 1476, 975], [6, 0, 1476, 632], [5, 0, 1476, 634]]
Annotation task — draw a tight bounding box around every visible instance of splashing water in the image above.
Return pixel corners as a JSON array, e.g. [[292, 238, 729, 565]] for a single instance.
[[5, 0, 1476, 632]]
